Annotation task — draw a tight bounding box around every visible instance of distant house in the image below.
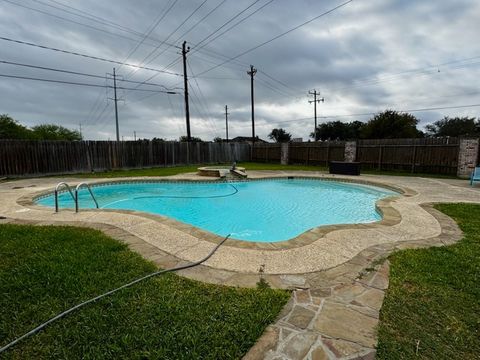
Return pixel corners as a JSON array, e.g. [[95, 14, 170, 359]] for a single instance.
[[231, 136, 269, 144]]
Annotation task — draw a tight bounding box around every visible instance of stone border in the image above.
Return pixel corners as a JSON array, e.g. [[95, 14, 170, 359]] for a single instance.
[[197, 166, 246, 177], [20, 176, 415, 251], [0, 202, 463, 360], [243, 204, 464, 360]]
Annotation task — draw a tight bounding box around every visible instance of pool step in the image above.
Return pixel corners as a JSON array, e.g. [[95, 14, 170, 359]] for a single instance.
[[230, 169, 248, 179]]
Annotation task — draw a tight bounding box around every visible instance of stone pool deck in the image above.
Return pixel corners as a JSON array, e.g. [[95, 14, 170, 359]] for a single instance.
[[0, 171, 479, 359]]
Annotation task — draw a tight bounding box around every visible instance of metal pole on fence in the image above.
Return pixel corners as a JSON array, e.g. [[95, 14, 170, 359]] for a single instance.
[[225, 105, 229, 142], [247, 65, 257, 144], [113, 68, 120, 142], [308, 90, 324, 141], [182, 41, 191, 142]]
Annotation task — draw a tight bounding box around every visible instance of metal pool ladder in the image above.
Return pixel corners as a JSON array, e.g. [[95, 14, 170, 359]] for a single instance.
[[54, 182, 99, 213], [75, 182, 99, 213], [54, 182, 75, 213]]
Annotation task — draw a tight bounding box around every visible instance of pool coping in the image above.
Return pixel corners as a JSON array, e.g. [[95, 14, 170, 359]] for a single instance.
[[20, 176, 416, 251], [243, 203, 464, 360], [5, 171, 462, 276], [2, 172, 477, 360]]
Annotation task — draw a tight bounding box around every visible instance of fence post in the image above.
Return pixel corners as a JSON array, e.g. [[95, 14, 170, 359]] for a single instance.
[[378, 146, 383, 170], [148, 140, 153, 165], [344, 141, 356, 162], [86, 141, 93, 172], [325, 143, 330, 166], [457, 138, 479, 178], [411, 145, 417, 173]]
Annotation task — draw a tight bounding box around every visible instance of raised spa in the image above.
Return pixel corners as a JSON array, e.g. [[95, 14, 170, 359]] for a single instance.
[[36, 179, 398, 242]]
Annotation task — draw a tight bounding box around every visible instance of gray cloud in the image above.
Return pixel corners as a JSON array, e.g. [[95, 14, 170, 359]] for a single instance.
[[0, 0, 479, 142]]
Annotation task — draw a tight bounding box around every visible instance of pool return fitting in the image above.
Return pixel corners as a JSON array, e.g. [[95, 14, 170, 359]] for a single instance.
[[0, 234, 231, 354]]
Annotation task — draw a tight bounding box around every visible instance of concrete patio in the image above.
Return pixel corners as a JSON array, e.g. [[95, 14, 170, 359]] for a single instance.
[[1, 171, 478, 359]]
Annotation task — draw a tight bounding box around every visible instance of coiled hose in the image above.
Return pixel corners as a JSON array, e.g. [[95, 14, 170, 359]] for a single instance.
[[0, 234, 231, 354]]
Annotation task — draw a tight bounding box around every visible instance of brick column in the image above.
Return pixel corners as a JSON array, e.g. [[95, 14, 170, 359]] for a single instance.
[[344, 141, 357, 162], [280, 143, 289, 165], [457, 138, 479, 178]]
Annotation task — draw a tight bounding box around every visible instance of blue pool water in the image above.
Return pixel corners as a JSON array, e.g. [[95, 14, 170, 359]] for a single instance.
[[37, 179, 397, 242]]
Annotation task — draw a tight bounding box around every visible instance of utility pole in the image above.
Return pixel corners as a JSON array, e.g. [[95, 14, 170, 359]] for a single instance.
[[134, 131, 136, 141], [79, 123, 82, 138], [247, 65, 257, 144], [113, 68, 120, 142], [182, 41, 191, 142], [308, 90, 324, 141], [225, 105, 229, 142]]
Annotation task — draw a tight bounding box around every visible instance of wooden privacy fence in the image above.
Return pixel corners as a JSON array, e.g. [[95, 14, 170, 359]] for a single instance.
[[357, 138, 460, 175], [288, 142, 345, 165], [252, 143, 281, 162], [252, 142, 345, 166], [252, 137, 465, 175], [0, 140, 251, 177]]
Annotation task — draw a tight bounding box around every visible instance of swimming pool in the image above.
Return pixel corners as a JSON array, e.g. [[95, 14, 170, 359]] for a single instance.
[[36, 178, 398, 242]]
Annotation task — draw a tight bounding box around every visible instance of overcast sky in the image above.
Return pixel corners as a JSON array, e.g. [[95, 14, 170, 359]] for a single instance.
[[1, 0, 479, 141]]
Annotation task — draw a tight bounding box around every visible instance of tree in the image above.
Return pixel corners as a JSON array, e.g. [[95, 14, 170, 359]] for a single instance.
[[310, 120, 364, 141], [268, 128, 292, 142], [31, 124, 82, 140], [0, 114, 33, 139], [151, 137, 165, 142], [360, 110, 423, 139], [213, 137, 223, 143], [425, 116, 479, 137], [179, 136, 203, 142]]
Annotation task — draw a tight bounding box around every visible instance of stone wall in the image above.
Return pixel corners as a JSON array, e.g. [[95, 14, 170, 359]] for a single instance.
[[344, 141, 357, 162], [457, 138, 479, 178], [280, 143, 289, 165]]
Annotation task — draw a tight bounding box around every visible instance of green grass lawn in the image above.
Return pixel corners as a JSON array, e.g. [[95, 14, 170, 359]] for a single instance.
[[376, 203, 480, 359], [73, 162, 328, 178], [0, 224, 290, 359], [74, 164, 202, 178], [69, 162, 457, 179]]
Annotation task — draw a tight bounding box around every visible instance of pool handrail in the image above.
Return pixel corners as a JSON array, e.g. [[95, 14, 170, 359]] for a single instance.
[[75, 182, 99, 213], [54, 182, 75, 213]]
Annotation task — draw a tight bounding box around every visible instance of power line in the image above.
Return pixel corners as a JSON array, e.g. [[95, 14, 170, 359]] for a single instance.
[[78, 0, 181, 128], [133, 0, 229, 74], [124, 0, 208, 80], [190, 48, 301, 98], [30, 0, 153, 39], [321, 104, 480, 119], [195, 0, 354, 77], [0, 73, 178, 93], [190, 0, 263, 52], [190, 0, 276, 55], [187, 59, 219, 136], [325, 58, 480, 93], [173, 0, 229, 41], [188, 86, 218, 139], [117, 0, 180, 74], [122, 0, 269, 91], [85, 90, 107, 127], [0, 60, 179, 89], [0, 36, 182, 76], [1, 0, 179, 50], [257, 69, 300, 96], [256, 77, 298, 98], [232, 103, 480, 128]]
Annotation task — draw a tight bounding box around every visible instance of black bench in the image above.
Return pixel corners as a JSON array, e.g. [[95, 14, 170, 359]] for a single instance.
[[329, 161, 361, 175]]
